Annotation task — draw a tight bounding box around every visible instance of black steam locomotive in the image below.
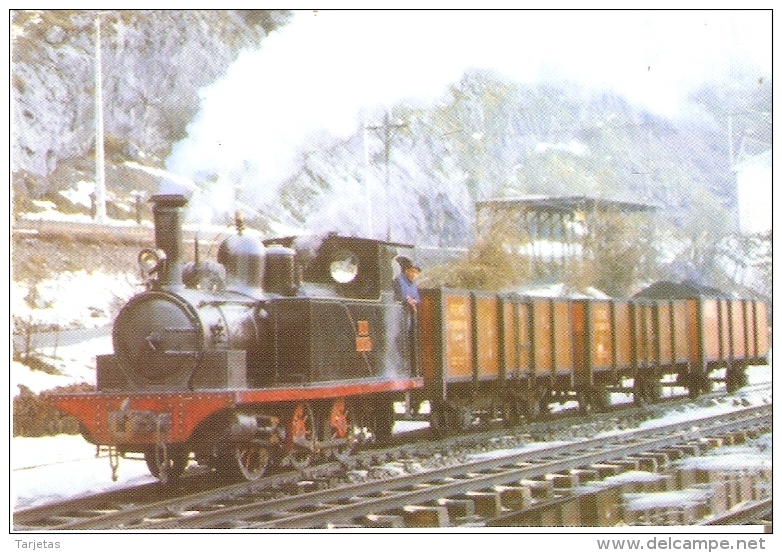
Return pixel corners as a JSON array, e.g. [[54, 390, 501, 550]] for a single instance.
[[55, 193, 422, 482]]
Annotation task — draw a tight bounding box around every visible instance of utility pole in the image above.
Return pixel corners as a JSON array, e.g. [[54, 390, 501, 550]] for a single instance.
[[365, 108, 406, 240], [363, 114, 372, 239], [93, 15, 107, 223]]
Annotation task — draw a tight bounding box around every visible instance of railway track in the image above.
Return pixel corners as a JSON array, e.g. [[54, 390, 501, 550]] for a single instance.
[[14, 397, 771, 530], [12, 388, 723, 516], [699, 498, 772, 527]]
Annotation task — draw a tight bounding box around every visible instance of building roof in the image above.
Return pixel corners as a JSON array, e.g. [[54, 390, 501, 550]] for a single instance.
[[475, 195, 658, 215]]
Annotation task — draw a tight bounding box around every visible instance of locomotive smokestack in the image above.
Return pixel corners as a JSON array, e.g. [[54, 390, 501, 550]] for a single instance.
[[150, 193, 188, 288]]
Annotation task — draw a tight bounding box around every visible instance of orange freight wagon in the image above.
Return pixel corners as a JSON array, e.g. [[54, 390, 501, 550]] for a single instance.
[[753, 301, 770, 363], [730, 299, 747, 361]]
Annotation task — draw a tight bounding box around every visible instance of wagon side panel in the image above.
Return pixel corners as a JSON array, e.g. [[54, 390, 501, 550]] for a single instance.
[[532, 299, 553, 377], [473, 293, 500, 380], [443, 291, 474, 381]]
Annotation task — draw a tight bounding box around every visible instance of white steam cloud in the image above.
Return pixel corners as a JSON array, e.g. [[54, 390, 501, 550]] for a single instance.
[[166, 10, 770, 225]]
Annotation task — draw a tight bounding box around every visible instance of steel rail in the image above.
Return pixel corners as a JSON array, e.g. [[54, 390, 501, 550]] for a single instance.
[[699, 498, 773, 526]]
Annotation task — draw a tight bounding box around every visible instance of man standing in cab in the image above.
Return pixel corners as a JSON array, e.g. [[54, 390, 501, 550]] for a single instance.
[[393, 255, 421, 376]]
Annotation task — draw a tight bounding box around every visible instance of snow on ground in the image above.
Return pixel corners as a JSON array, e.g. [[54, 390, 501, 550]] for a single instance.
[[12, 270, 142, 331], [20, 207, 145, 226], [11, 265, 143, 396], [10, 420, 431, 511], [19, 195, 292, 238], [9, 217, 774, 516], [12, 334, 113, 395], [622, 488, 713, 511], [56, 180, 95, 210], [12, 435, 157, 511]]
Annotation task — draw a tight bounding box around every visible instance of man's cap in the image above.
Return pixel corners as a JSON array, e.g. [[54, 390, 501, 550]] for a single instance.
[[396, 255, 413, 269]]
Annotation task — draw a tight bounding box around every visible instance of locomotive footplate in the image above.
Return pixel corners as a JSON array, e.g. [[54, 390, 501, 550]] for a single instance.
[[51, 391, 238, 446]]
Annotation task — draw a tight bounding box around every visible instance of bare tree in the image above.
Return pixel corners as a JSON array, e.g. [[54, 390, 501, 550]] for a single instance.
[[567, 209, 656, 297]]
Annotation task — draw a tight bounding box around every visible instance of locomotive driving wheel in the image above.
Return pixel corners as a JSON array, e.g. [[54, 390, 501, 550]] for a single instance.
[[217, 442, 270, 481], [286, 402, 316, 469], [324, 399, 358, 462], [144, 444, 189, 484]]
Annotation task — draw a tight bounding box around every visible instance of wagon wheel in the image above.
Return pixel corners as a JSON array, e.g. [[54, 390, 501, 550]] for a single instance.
[[536, 391, 552, 418], [439, 402, 472, 432], [502, 397, 523, 427], [524, 397, 545, 420], [632, 378, 646, 406], [144, 444, 189, 484], [286, 402, 316, 469], [429, 400, 450, 437], [577, 389, 593, 414], [590, 385, 611, 412], [725, 365, 747, 393], [645, 379, 662, 403], [324, 399, 358, 462], [687, 373, 704, 399], [700, 375, 714, 394], [217, 442, 270, 482], [634, 377, 660, 404]]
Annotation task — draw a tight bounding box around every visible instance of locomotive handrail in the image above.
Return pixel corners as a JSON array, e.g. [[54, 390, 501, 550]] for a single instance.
[[197, 299, 263, 307]]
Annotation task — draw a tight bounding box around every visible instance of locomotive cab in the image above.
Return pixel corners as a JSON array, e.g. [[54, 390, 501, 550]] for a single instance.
[[263, 233, 406, 300], [256, 233, 418, 384]]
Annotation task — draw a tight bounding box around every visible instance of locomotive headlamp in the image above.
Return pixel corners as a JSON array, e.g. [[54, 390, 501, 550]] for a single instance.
[[138, 248, 167, 274]]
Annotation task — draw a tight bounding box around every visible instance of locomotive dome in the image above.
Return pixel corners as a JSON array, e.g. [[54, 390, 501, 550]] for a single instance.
[[217, 233, 266, 297]]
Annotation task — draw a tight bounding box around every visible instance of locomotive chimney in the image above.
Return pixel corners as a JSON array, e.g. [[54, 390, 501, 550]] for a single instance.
[[150, 193, 188, 288]]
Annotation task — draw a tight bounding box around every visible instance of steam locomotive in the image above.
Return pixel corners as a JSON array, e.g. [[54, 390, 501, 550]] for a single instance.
[[51, 193, 770, 483]]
